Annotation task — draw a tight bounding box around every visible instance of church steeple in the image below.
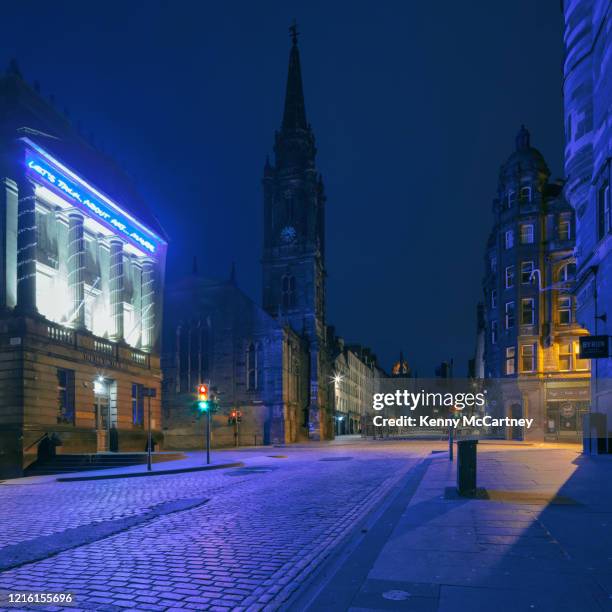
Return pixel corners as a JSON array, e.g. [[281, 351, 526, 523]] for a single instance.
[[281, 22, 307, 131]]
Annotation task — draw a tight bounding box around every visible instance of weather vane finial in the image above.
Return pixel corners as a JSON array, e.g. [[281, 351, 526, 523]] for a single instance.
[[289, 19, 299, 45]]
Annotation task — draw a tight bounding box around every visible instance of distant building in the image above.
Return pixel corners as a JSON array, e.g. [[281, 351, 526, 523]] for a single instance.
[[330, 338, 382, 436], [0, 65, 167, 477], [562, 0, 611, 417], [162, 275, 309, 448], [482, 127, 590, 441]]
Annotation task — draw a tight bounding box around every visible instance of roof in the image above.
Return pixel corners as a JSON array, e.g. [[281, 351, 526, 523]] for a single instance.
[[0, 69, 167, 241]]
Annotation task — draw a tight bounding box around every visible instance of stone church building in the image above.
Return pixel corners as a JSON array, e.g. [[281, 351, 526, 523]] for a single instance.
[[162, 29, 334, 446]]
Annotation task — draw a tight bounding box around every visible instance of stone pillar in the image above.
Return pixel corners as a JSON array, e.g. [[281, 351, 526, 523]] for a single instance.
[[67, 211, 85, 329], [16, 178, 37, 312], [109, 238, 124, 341], [141, 258, 155, 351]]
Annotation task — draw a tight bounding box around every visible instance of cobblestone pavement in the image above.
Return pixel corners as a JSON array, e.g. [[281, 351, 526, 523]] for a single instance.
[[0, 440, 430, 611]]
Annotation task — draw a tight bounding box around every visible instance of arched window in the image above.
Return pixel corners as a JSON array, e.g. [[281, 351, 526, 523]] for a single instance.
[[519, 186, 532, 202], [282, 275, 296, 310], [246, 342, 257, 390]]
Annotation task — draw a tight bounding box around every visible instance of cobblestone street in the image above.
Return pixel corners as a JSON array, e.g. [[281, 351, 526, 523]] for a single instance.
[[0, 440, 429, 611]]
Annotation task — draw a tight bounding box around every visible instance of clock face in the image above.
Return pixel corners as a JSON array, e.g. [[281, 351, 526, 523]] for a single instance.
[[280, 226, 297, 243]]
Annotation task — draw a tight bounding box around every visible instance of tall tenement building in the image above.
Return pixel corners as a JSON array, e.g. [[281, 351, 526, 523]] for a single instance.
[[0, 63, 167, 477], [563, 0, 611, 417], [482, 127, 590, 441]]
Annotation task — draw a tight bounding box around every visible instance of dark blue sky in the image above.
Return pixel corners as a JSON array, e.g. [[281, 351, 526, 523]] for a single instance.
[[3, 1, 564, 375]]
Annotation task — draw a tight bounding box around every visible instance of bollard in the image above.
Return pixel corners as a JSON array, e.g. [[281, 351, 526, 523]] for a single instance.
[[456, 439, 478, 496]]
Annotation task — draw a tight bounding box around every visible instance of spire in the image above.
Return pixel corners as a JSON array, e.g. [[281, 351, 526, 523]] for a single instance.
[[281, 21, 307, 131], [516, 125, 530, 151]]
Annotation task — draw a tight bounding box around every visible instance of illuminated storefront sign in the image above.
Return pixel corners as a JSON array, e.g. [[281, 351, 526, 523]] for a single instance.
[[23, 142, 161, 256]]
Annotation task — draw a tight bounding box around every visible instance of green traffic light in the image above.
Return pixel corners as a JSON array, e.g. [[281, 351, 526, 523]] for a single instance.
[[198, 401, 209, 412]]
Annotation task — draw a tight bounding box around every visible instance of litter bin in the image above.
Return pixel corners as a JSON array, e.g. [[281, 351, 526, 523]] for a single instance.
[[456, 439, 478, 496]]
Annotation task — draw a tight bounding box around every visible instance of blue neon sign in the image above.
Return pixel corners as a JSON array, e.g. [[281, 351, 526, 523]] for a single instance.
[[25, 148, 160, 256]]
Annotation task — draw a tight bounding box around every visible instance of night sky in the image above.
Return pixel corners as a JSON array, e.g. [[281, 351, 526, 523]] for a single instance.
[[3, 1, 564, 375]]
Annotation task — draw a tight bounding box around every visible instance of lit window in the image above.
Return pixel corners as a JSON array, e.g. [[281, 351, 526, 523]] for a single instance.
[[132, 383, 144, 426], [521, 298, 535, 325], [598, 183, 610, 240], [559, 342, 572, 371], [505, 346, 516, 375], [558, 296, 572, 325], [559, 216, 571, 241], [520, 344, 536, 372], [574, 341, 590, 371], [558, 263, 576, 283], [505, 265, 515, 289], [520, 224, 534, 244], [491, 289, 497, 309], [505, 230, 514, 250], [519, 186, 532, 202], [521, 261, 535, 284], [505, 302, 515, 329], [491, 321, 498, 344], [57, 369, 75, 425]]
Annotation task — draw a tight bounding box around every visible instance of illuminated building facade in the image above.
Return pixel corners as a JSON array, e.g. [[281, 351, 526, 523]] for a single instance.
[[0, 66, 167, 477], [563, 0, 612, 417], [482, 127, 590, 441], [162, 274, 310, 448], [331, 338, 381, 436]]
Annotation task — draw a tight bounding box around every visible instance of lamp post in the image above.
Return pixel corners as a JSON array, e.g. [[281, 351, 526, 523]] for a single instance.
[[143, 387, 157, 471]]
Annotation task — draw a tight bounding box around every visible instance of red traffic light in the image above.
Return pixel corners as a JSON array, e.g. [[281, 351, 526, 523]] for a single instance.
[[197, 384, 209, 401]]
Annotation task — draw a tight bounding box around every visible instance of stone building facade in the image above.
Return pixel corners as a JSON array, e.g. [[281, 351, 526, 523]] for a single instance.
[[0, 66, 167, 477], [482, 127, 590, 441], [563, 0, 612, 417], [162, 275, 309, 448]]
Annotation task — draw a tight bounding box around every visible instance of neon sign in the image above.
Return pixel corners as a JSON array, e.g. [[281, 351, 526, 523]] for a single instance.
[[24, 146, 161, 256]]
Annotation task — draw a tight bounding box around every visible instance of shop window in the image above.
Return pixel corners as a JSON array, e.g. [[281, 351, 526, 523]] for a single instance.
[[57, 369, 75, 425], [505, 346, 516, 375], [520, 344, 536, 372], [520, 224, 534, 244], [521, 298, 535, 325]]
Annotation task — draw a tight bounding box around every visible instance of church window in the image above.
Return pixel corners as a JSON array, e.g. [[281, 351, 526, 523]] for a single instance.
[[282, 275, 296, 310]]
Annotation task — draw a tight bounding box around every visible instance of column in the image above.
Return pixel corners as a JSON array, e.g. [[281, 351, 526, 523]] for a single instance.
[[16, 178, 37, 312], [109, 238, 124, 341], [141, 258, 155, 351], [67, 211, 85, 329]]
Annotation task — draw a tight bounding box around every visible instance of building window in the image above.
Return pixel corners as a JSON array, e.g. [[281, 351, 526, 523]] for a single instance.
[[557, 263, 576, 283], [519, 186, 532, 202], [491, 289, 497, 309], [505, 230, 514, 250], [521, 261, 534, 284], [281, 275, 296, 310], [491, 320, 498, 345], [559, 341, 572, 371], [558, 296, 572, 325], [490, 255, 497, 273], [521, 298, 535, 325], [520, 344, 536, 372], [505, 346, 516, 375], [57, 369, 75, 425], [574, 341, 590, 371], [520, 224, 534, 244], [505, 301, 515, 329], [559, 215, 571, 241], [505, 265, 515, 289], [132, 383, 144, 427], [246, 342, 259, 391], [598, 183, 610, 240], [507, 190, 516, 208]]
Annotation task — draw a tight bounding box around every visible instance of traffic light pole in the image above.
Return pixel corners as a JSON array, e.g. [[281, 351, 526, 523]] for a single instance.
[[206, 404, 211, 465]]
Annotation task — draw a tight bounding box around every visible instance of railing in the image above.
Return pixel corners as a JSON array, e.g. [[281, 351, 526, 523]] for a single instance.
[[94, 339, 114, 355], [47, 324, 75, 345], [130, 350, 149, 367]]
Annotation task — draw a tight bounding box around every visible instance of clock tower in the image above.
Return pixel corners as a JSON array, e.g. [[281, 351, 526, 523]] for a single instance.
[[262, 25, 330, 440]]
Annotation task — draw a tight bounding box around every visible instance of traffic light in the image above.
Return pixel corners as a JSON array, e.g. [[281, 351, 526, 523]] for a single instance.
[[197, 383, 209, 412], [228, 410, 242, 424]]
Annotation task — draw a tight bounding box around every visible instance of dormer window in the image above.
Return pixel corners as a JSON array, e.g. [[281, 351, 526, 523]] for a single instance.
[[519, 186, 532, 202]]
